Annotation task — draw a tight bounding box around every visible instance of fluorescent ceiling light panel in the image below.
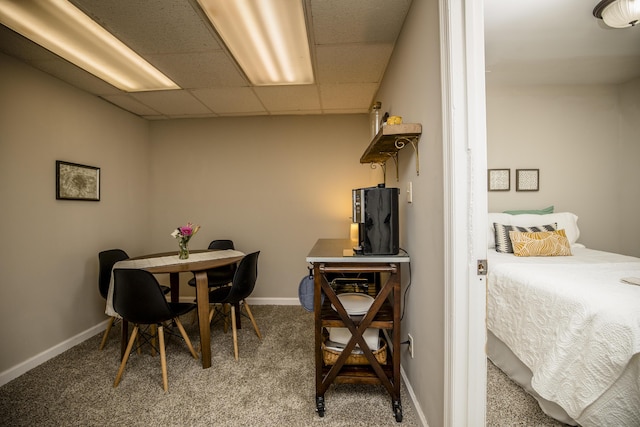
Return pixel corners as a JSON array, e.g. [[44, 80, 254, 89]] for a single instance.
[[0, 0, 179, 92], [197, 0, 314, 85]]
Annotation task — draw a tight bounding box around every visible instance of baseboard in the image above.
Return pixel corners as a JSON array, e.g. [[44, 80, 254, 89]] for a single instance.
[[0, 319, 110, 387], [1, 299, 299, 387], [383, 330, 428, 427], [401, 366, 429, 427], [245, 297, 300, 305], [178, 296, 300, 305]]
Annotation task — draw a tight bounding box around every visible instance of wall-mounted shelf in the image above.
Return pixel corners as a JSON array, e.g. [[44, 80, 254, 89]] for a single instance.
[[360, 123, 422, 181]]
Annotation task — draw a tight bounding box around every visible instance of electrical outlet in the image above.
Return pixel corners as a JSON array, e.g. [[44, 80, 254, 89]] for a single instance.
[[407, 182, 413, 203], [408, 333, 414, 358]]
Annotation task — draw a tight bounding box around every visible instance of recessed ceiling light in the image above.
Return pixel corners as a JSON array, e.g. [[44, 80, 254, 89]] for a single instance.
[[0, 0, 180, 92], [197, 0, 314, 86]]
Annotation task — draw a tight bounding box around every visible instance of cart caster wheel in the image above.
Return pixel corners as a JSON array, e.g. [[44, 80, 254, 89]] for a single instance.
[[316, 396, 325, 417], [393, 401, 403, 422]]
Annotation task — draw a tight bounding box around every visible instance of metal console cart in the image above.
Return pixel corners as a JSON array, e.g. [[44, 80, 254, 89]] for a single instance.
[[306, 239, 410, 422]]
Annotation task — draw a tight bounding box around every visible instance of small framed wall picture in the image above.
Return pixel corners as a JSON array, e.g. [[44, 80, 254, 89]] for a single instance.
[[488, 169, 510, 191], [56, 160, 101, 201], [516, 169, 539, 191]]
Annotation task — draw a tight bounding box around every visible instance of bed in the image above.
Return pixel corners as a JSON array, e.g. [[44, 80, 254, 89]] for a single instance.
[[486, 212, 640, 427]]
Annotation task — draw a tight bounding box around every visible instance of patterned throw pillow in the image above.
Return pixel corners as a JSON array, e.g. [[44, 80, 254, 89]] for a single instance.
[[494, 222, 557, 253], [509, 229, 572, 257]]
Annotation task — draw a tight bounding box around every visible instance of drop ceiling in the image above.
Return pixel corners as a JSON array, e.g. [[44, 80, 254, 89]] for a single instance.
[[2, 0, 639, 120], [0, 0, 412, 120]]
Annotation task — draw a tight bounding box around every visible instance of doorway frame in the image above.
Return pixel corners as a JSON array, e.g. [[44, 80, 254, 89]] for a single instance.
[[441, 0, 488, 425]]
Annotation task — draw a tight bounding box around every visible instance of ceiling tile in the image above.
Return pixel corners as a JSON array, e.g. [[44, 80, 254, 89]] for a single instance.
[[146, 51, 248, 89], [101, 94, 162, 116], [71, 0, 222, 54], [254, 85, 322, 112], [319, 83, 378, 111], [131, 90, 212, 116], [310, 0, 412, 45], [316, 43, 394, 83], [191, 87, 266, 114]]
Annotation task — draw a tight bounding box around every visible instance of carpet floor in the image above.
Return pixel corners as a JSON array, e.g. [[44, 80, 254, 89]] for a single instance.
[[486, 359, 568, 426], [0, 305, 418, 427], [1, 305, 569, 426]]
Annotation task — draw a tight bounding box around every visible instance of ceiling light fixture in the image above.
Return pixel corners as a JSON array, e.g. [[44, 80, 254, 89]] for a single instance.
[[593, 0, 640, 28], [196, 0, 314, 86], [0, 0, 179, 92]]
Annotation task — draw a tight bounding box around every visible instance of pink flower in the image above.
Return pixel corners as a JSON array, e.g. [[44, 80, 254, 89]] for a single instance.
[[171, 222, 200, 240]]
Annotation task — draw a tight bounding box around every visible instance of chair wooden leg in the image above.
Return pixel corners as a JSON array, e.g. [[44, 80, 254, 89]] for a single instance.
[[158, 325, 168, 392], [100, 317, 116, 350], [174, 317, 198, 359], [208, 306, 215, 324], [114, 325, 138, 388], [230, 306, 239, 360], [223, 304, 229, 334], [243, 301, 262, 340], [150, 324, 157, 357]]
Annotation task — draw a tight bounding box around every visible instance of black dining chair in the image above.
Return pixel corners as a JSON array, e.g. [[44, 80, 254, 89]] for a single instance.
[[97, 249, 129, 350], [187, 239, 237, 289], [208, 251, 262, 360], [112, 268, 198, 392], [98, 249, 170, 350]]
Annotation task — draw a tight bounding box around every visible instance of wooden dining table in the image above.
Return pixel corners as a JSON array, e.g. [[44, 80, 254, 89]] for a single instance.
[[108, 249, 244, 369]]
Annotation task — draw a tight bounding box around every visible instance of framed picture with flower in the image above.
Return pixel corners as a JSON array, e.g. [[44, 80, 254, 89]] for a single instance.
[[56, 160, 100, 201]]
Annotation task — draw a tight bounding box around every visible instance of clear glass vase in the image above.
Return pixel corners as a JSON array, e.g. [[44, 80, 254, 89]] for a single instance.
[[178, 239, 189, 259]]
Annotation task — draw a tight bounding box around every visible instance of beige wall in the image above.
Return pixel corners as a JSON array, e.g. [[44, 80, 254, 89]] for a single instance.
[[375, 0, 445, 425], [0, 53, 152, 372], [144, 115, 375, 297], [486, 82, 640, 256], [618, 78, 640, 257]]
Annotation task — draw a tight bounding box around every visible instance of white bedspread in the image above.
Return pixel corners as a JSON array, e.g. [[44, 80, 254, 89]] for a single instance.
[[487, 247, 640, 425]]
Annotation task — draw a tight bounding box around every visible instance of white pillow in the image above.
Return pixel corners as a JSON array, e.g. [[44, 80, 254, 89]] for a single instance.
[[488, 212, 580, 248]]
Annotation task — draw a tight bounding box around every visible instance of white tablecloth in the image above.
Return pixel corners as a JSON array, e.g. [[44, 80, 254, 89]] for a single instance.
[[105, 250, 245, 317]]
